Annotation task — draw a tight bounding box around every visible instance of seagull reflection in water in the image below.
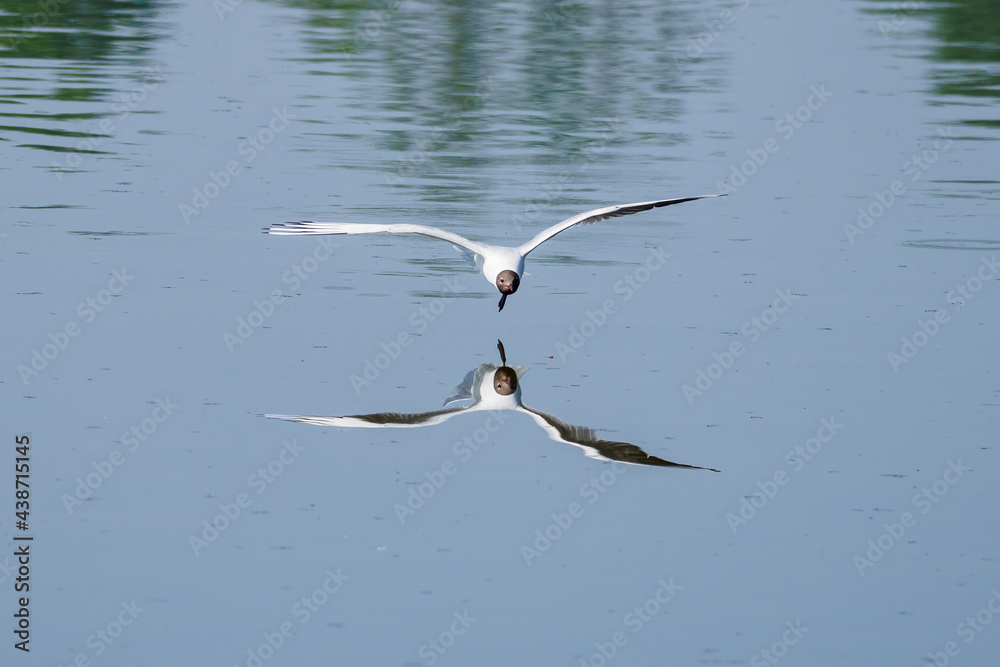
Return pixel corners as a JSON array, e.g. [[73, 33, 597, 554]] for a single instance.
[[266, 341, 718, 471]]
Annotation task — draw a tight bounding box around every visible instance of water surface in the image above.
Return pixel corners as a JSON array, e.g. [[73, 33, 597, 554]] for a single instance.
[[2, 0, 998, 664]]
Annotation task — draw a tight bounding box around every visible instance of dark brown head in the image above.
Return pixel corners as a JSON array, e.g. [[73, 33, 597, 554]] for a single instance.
[[494, 339, 517, 394], [496, 270, 520, 311], [493, 366, 518, 395]]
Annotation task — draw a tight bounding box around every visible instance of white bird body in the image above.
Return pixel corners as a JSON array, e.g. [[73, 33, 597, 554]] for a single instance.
[[265, 195, 723, 310], [479, 246, 524, 292]]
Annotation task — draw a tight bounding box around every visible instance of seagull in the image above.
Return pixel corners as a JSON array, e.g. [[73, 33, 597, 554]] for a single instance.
[[265, 341, 719, 471], [264, 195, 724, 311]]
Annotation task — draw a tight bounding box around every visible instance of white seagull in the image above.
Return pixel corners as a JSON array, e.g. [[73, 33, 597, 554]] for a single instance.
[[265, 341, 719, 471], [265, 195, 724, 311]]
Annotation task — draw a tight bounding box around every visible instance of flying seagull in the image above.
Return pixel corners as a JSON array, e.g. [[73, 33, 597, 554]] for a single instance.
[[264, 195, 724, 311], [265, 341, 719, 471]]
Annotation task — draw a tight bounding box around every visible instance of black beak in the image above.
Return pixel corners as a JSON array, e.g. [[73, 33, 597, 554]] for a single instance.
[[498, 293, 507, 312]]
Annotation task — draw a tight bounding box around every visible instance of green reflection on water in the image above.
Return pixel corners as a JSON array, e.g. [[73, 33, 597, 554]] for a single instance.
[[869, 0, 1000, 120], [0, 0, 167, 62], [927, 0, 1000, 130], [15, 142, 107, 153], [274, 1, 706, 204], [0, 122, 108, 138], [0, 0, 168, 162]]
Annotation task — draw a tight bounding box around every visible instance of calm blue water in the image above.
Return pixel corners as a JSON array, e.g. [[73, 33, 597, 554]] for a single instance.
[[2, 0, 998, 665]]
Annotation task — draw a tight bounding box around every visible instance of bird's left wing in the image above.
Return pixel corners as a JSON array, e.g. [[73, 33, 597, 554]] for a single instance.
[[520, 405, 719, 470], [517, 195, 724, 256]]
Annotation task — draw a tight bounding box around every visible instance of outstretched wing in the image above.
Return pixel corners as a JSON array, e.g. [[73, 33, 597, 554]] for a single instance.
[[517, 195, 724, 256], [520, 405, 719, 471], [264, 406, 465, 429], [443, 365, 491, 406], [265, 221, 490, 259]]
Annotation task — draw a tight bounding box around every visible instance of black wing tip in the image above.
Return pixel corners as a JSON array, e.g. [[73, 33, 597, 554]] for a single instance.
[[263, 220, 325, 235], [650, 193, 726, 208], [650, 458, 721, 472], [611, 194, 726, 218]]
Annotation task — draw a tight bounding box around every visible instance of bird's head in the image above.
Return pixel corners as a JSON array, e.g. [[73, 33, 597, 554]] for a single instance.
[[496, 270, 520, 311], [493, 339, 518, 395], [493, 366, 518, 395]]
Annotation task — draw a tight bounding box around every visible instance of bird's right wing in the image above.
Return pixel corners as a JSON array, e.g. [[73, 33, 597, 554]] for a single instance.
[[520, 405, 719, 471], [265, 221, 490, 260], [264, 406, 465, 429], [517, 195, 724, 256]]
